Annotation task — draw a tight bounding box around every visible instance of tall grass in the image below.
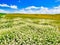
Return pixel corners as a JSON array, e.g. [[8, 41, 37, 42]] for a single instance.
[[0, 15, 60, 45]]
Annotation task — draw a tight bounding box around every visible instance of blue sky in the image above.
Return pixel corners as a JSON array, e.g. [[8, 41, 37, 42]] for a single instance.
[[0, 0, 60, 14]]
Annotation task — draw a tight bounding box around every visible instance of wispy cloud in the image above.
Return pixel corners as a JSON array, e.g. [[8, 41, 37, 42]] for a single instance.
[[14, 6, 60, 14], [25, 6, 40, 10], [0, 4, 18, 9], [0, 9, 10, 13]]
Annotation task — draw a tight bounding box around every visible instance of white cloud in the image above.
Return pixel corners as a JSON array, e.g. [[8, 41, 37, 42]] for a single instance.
[[10, 5, 18, 9], [0, 4, 18, 9], [14, 6, 60, 14], [0, 4, 9, 7], [0, 6, 60, 14], [25, 6, 40, 10]]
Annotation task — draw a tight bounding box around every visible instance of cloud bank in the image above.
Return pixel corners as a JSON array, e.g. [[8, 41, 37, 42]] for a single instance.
[[14, 6, 60, 14], [0, 5, 60, 14]]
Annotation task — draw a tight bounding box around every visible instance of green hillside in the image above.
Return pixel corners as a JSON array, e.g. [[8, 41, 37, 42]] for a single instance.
[[0, 14, 60, 45]]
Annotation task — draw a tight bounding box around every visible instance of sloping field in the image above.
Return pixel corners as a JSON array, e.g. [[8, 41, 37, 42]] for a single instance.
[[0, 14, 60, 45], [5, 14, 60, 20]]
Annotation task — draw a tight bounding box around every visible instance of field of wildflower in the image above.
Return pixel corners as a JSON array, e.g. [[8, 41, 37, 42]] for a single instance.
[[0, 14, 60, 45]]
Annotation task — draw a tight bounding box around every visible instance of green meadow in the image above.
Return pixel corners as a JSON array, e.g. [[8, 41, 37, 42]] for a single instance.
[[0, 13, 60, 45]]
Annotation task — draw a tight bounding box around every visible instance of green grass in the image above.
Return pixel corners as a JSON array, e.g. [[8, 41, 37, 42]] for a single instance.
[[0, 14, 60, 45], [0, 13, 6, 18]]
